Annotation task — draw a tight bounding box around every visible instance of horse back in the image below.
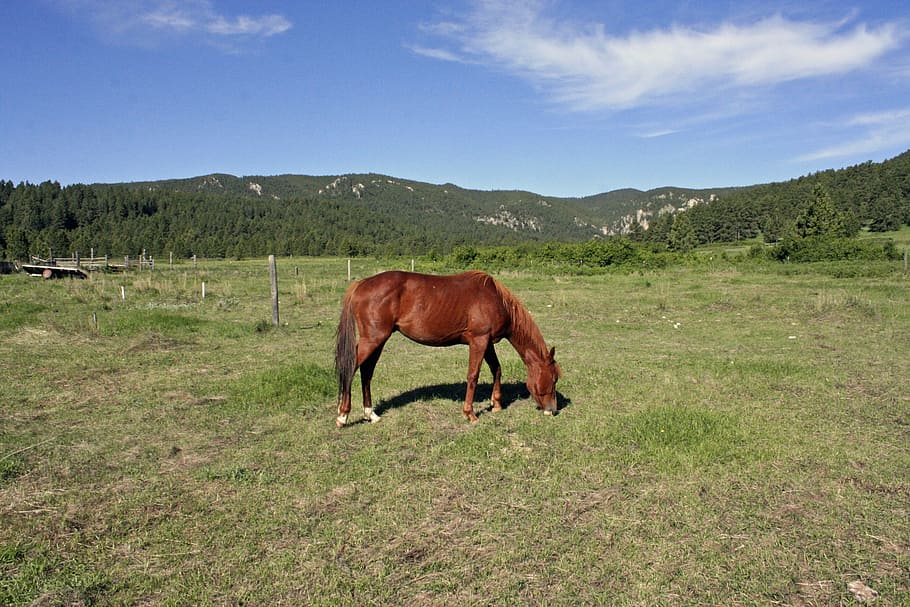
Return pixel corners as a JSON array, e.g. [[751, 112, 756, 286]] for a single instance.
[[352, 271, 510, 346]]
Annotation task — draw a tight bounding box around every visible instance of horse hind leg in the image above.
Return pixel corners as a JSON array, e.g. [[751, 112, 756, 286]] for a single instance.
[[336, 359, 358, 427], [337, 338, 387, 426], [484, 343, 503, 411], [336, 400, 351, 427], [336, 377, 353, 428], [359, 342, 385, 423]]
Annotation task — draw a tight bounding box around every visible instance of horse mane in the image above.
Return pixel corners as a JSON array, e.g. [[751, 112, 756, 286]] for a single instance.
[[468, 271, 550, 363]]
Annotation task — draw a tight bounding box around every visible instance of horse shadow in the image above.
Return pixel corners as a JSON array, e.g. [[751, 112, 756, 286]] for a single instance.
[[373, 381, 571, 418]]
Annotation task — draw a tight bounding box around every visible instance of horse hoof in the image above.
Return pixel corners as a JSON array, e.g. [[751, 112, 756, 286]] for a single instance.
[[366, 411, 381, 423], [543, 410, 553, 416], [335, 415, 348, 427]]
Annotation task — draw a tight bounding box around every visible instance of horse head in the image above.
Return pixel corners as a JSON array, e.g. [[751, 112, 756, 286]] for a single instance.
[[527, 346, 561, 415]]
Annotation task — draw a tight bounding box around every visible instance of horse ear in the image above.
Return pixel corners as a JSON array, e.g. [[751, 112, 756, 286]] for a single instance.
[[549, 347, 562, 379]]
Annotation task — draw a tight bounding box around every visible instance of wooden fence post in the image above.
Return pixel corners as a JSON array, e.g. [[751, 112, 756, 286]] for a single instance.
[[269, 255, 280, 327], [347, 258, 351, 281]]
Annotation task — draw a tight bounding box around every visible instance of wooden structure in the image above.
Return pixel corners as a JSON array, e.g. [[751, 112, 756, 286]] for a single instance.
[[19, 262, 88, 279], [18, 252, 155, 278]]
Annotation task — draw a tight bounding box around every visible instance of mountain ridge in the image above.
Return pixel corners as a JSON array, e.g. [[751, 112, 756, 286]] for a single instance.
[[108, 171, 742, 237]]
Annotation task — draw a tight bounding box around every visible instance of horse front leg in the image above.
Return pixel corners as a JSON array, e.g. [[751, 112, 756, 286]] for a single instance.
[[484, 343, 502, 411], [463, 338, 488, 422]]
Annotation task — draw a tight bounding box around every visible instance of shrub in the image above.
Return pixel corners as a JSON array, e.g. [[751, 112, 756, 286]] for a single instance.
[[768, 236, 897, 262]]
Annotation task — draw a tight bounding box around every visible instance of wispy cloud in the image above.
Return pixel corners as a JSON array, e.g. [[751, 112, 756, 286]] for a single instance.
[[141, 6, 195, 32], [58, 0, 291, 46], [799, 107, 910, 161], [418, 1, 905, 112], [206, 14, 291, 37], [638, 129, 680, 139], [410, 45, 468, 63], [845, 107, 910, 128]]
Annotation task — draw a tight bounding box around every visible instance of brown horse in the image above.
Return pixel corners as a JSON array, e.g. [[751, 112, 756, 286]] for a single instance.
[[334, 270, 560, 426]]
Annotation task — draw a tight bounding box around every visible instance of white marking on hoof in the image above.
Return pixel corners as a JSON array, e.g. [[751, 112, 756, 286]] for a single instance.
[[335, 414, 349, 427], [543, 410, 553, 416], [363, 408, 381, 423]]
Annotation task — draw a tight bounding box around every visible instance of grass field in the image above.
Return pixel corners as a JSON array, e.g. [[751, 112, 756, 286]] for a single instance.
[[1, 254, 908, 606]]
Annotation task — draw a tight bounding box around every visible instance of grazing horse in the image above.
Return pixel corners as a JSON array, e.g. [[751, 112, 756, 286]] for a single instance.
[[334, 270, 560, 426]]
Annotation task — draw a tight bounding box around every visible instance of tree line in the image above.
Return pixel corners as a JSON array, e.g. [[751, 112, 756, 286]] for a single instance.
[[0, 181, 535, 260], [1, 149, 908, 261], [634, 151, 910, 251]]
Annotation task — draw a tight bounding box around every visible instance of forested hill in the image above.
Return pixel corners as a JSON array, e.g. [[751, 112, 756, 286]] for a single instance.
[[1, 149, 908, 259], [119, 172, 615, 237], [111, 172, 736, 238]]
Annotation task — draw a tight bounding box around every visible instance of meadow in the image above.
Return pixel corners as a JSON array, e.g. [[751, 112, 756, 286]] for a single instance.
[[1, 254, 908, 606]]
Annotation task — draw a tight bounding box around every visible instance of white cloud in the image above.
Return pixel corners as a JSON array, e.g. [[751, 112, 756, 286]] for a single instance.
[[410, 45, 468, 63], [845, 107, 910, 128], [141, 7, 196, 32], [638, 129, 680, 139], [799, 107, 910, 161], [206, 14, 291, 37], [58, 0, 291, 43], [420, 1, 904, 111]]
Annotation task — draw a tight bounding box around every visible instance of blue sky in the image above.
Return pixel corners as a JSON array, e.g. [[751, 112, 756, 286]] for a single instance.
[[2, 1, 909, 197]]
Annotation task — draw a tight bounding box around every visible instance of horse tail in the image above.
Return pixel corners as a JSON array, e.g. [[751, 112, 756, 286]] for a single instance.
[[335, 281, 360, 403]]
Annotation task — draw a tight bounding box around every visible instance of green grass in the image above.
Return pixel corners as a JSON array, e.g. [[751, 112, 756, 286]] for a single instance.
[[229, 362, 336, 413], [615, 404, 745, 470], [1, 255, 908, 605]]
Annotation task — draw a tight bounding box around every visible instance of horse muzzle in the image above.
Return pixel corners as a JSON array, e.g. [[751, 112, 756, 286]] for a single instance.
[[540, 396, 558, 416]]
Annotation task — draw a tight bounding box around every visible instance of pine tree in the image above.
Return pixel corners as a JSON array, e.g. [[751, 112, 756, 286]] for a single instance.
[[795, 184, 845, 238], [867, 192, 902, 232], [668, 212, 698, 252]]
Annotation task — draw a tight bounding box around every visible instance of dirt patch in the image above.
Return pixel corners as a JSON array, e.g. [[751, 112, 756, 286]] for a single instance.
[[792, 579, 837, 606], [123, 332, 191, 353], [163, 391, 227, 407], [843, 476, 910, 499], [562, 487, 620, 525]]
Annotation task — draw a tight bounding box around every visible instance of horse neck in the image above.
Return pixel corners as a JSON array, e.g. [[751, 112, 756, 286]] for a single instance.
[[503, 298, 549, 370], [508, 327, 548, 369]]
